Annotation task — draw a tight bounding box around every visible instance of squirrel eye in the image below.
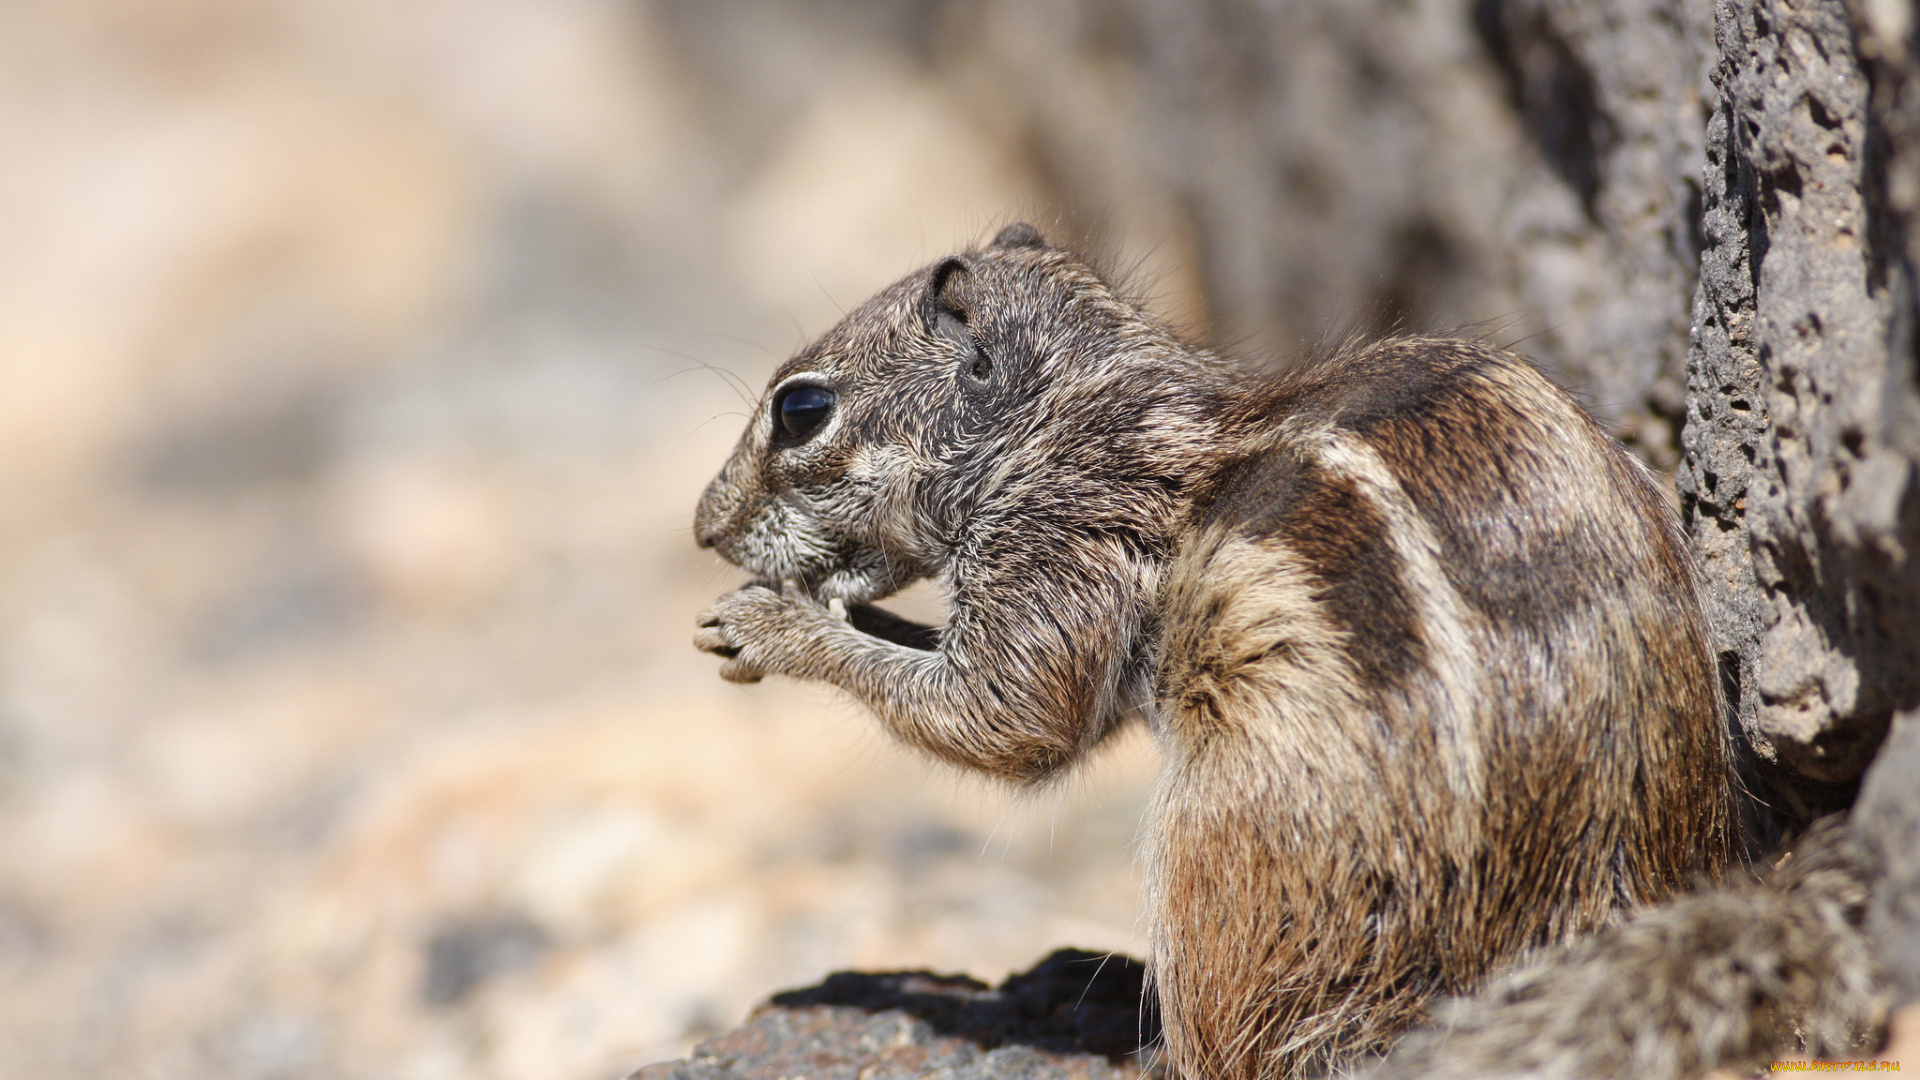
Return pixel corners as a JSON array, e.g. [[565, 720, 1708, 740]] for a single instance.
[[773, 384, 836, 443]]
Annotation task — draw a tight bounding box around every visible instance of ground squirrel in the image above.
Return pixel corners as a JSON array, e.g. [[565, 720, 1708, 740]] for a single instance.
[[693, 223, 1732, 1078]]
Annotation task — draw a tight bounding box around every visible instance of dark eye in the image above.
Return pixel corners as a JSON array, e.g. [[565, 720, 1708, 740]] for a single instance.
[[774, 384, 836, 443]]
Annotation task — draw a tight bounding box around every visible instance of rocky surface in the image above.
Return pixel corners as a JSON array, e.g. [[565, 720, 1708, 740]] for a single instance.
[[634, 949, 1158, 1080], [1117, 0, 1713, 465], [1680, 0, 1920, 825], [1852, 708, 1920, 1004]]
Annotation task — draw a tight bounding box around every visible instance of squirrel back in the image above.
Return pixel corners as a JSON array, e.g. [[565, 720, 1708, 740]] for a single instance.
[[1148, 335, 1729, 1075]]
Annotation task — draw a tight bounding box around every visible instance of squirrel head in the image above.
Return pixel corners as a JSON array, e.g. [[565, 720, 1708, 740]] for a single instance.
[[693, 222, 1137, 602]]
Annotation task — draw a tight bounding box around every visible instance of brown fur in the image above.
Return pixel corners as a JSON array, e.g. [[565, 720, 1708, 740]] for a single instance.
[[692, 226, 1731, 1078]]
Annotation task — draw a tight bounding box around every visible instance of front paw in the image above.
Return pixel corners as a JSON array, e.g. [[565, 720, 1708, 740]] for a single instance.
[[694, 583, 818, 685]]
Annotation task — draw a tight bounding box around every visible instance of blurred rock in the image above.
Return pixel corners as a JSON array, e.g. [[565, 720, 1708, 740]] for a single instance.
[[137, 381, 342, 497], [1851, 709, 1920, 1005], [0, 2, 1154, 1076], [334, 453, 520, 617], [722, 60, 1045, 332], [421, 912, 552, 1006]]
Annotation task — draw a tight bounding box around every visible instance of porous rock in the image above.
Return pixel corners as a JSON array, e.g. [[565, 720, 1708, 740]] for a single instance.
[[1679, 0, 1920, 828]]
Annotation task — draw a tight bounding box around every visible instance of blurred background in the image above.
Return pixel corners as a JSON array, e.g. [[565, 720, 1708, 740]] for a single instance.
[[0, 1, 1699, 1077]]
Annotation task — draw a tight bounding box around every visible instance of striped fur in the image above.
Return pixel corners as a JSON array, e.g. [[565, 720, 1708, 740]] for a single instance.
[[693, 226, 1731, 1078]]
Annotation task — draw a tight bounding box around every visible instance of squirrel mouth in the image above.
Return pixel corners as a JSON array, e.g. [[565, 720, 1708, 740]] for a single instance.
[[766, 546, 908, 606], [726, 538, 913, 608], [785, 567, 886, 606], [734, 560, 875, 605]]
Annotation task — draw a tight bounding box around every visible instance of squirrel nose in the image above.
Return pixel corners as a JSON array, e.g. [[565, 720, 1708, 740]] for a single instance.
[[693, 500, 725, 550], [693, 474, 734, 551]]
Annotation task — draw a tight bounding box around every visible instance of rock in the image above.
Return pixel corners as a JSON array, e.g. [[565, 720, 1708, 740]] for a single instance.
[[420, 912, 554, 1007], [1133, 0, 1710, 464], [1679, 0, 1920, 832], [1850, 708, 1920, 1005], [631, 949, 1159, 1080]]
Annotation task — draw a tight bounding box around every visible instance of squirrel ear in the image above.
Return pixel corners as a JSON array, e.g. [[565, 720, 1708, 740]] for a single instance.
[[928, 256, 971, 315], [991, 222, 1045, 249], [926, 256, 979, 354], [929, 253, 967, 295]]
